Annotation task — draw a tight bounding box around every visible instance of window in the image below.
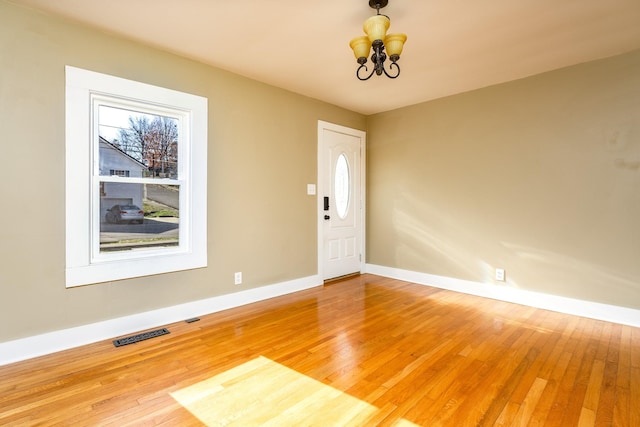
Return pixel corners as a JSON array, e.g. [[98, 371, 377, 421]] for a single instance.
[[65, 66, 207, 287], [334, 153, 350, 220]]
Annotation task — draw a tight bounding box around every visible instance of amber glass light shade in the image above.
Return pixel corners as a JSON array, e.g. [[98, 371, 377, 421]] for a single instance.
[[385, 33, 407, 57], [349, 36, 372, 60], [363, 15, 390, 43]]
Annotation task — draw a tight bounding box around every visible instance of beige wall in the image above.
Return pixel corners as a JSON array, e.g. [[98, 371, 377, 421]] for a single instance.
[[367, 49, 640, 309], [2, 0, 639, 345], [0, 1, 365, 342]]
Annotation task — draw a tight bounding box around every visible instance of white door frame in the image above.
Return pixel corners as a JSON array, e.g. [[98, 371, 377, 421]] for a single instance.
[[317, 120, 366, 280]]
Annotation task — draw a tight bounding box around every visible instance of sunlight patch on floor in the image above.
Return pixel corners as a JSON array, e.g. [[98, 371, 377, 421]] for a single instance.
[[170, 356, 419, 426]]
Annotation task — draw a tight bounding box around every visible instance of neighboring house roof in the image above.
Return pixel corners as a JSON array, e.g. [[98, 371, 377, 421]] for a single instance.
[[99, 136, 147, 170]]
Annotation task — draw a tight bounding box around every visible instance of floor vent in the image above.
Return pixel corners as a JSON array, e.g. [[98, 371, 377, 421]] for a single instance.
[[113, 328, 170, 347]]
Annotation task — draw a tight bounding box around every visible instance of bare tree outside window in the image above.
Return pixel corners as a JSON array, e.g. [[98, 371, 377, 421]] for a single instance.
[[143, 116, 179, 178], [101, 109, 179, 178]]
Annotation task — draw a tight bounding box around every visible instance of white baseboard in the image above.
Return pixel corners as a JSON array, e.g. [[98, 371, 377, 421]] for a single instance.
[[366, 264, 640, 328], [0, 275, 321, 366]]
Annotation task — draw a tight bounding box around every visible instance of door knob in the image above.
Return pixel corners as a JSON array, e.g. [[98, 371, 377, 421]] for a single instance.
[[324, 215, 330, 220]]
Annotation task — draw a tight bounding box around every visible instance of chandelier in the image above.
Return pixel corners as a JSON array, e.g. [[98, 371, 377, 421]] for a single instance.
[[349, 0, 407, 80]]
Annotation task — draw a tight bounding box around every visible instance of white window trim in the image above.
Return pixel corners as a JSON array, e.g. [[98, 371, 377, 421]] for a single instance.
[[65, 66, 207, 287]]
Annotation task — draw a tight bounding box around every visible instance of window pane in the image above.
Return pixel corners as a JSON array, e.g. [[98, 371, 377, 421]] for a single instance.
[[100, 183, 180, 253], [334, 153, 350, 219], [98, 105, 179, 179]]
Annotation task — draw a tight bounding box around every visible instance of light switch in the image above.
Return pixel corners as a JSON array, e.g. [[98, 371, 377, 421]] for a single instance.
[[307, 184, 316, 195]]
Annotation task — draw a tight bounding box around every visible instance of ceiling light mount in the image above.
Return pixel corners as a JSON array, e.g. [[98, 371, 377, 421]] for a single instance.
[[369, 0, 389, 13], [350, 0, 407, 81]]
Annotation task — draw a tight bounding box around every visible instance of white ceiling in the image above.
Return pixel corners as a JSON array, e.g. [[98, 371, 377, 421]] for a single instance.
[[9, 0, 640, 115]]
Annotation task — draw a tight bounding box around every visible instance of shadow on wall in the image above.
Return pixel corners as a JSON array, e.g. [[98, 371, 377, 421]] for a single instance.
[[501, 242, 640, 306], [392, 191, 490, 282], [389, 190, 640, 308]]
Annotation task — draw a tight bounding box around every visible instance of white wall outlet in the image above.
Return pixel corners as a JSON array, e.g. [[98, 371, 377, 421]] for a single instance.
[[495, 268, 505, 281], [234, 272, 242, 285], [307, 184, 316, 195]]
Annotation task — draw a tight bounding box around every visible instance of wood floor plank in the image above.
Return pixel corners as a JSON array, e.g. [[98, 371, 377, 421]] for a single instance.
[[494, 401, 521, 427], [0, 274, 638, 426], [630, 326, 640, 368], [583, 359, 606, 411], [594, 359, 617, 426], [630, 366, 640, 427], [543, 317, 593, 425], [526, 353, 573, 427], [578, 407, 596, 427], [612, 325, 632, 427], [510, 376, 548, 426]]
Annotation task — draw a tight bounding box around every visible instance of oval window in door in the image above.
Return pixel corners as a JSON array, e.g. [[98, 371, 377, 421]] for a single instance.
[[335, 153, 350, 219]]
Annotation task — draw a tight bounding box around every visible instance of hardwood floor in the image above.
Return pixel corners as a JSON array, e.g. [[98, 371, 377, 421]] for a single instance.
[[1, 274, 638, 426]]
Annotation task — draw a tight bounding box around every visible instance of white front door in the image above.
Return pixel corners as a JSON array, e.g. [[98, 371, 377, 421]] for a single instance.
[[318, 121, 365, 280]]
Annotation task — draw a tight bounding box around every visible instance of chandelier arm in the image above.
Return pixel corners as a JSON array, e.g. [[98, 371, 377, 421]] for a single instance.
[[356, 63, 376, 81], [382, 61, 401, 79]]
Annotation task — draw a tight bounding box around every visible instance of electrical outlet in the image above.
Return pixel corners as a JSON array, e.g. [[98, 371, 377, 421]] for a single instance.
[[234, 272, 242, 285], [495, 268, 505, 281]]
